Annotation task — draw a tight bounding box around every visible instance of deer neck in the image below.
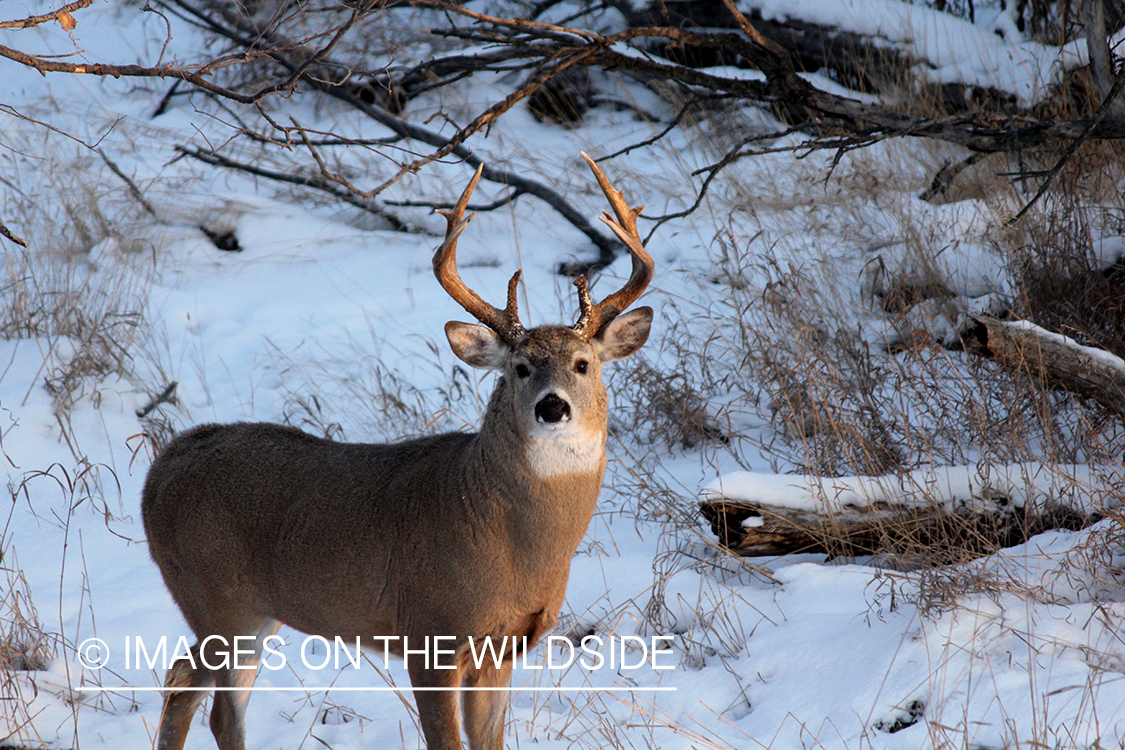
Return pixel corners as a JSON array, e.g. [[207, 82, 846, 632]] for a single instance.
[[472, 384, 607, 515], [466, 413, 604, 584]]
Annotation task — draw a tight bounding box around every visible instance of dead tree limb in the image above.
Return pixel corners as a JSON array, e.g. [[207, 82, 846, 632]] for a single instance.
[[699, 494, 1094, 559], [0, 0, 93, 29], [698, 462, 1113, 559], [0, 219, 29, 248], [962, 315, 1125, 418], [12, 0, 1125, 264], [428, 3, 1125, 150], [157, 0, 625, 267], [153, 0, 1125, 260]]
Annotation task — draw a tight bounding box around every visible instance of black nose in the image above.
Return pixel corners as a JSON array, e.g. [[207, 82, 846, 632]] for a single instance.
[[535, 394, 571, 424]]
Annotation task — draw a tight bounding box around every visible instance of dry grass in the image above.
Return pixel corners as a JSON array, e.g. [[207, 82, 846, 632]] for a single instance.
[[614, 130, 1125, 575], [1008, 202, 1125, 360], [610, 358, 727, 451], [0, 138, 165, 737], [0, 503, 61, 743], [0, 565, 55, 674], [266, 329, 474, 443], [2, 138, 160, 427]]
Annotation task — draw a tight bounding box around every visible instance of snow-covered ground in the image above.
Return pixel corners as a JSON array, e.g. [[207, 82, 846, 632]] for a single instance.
[[3, 1, 1125, 749]]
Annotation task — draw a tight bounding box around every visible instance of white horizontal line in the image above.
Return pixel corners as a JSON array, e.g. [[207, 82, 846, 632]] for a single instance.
[[75, 686, 675, 693]]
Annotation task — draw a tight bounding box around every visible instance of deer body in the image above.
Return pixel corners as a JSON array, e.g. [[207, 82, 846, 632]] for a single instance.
[[145, 421, 594, 639], [143, 155, 654, 750]]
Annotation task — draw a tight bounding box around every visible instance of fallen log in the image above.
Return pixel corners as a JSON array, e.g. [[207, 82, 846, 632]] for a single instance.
[[961, 316, 1125, 419], [699, 496, 1092, 559], [699, 463, 1115, 559]]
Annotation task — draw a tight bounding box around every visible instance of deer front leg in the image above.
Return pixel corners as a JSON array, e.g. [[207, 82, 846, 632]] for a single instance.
[[410, 660, 466, 750], [461, 658, 514, 750]]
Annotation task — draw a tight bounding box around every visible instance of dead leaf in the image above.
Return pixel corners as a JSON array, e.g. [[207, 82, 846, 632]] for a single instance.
[[59, 11, 76, 31]]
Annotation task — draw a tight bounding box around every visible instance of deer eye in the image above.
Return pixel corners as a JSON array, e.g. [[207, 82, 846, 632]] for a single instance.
[[575, 360, 588, 374], [515, 364, 531, 379]]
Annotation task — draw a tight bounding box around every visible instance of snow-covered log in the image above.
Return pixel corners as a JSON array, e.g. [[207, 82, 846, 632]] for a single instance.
[[963, 316, 1125, 419], [699, 463, 1120, 557]]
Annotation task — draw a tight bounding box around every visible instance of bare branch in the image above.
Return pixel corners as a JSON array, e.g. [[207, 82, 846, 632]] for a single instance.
[[97, 149, 158, 216], [0, 219, 29, 248], [718, 0, 790, 62], [597, 92, 731, 162], [426, 7, 1125, 153], [0, 0, 94, 30], [157, 0, 624, 263], [175, 145, 408, 231], [0, 41, 286, 103], [383, 193, 523, 212], [16, 0, 1125, 267], [1009, 67, 1125, 223]]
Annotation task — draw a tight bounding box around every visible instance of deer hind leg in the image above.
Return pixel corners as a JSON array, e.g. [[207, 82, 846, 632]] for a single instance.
[[155, 647, 216, 750], [209, 619, 281, 750], [409, 659, 466, 750], [462, 659, 514, 750], [208, 665, 255, 750]]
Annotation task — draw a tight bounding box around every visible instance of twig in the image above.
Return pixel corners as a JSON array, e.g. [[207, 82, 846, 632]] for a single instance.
[[383, 193, 524, 212], [718, 0, 790, 62], [640, 123, 811, 240], [598, 93, 729, 162], [175, 146, 409, 231], [0, 219, 29, 248], [0, 42, 280, 103], [0, 0, 94, 29], [0, 0, 366, 105], [919, 151, 989, 202], [97, 149, 158, 216], [136, 382, 178, 419], [1009, 67, 1125, 224], [151, 80, 182, 118]]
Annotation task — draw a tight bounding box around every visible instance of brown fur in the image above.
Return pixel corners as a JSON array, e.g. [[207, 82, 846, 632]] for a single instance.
[[142, 311, 652, 750]]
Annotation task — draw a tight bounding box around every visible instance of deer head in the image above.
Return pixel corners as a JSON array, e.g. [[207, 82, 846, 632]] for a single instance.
[[433, 154, 654, 471]]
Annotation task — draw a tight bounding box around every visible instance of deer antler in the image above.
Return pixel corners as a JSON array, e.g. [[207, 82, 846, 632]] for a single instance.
[[434, 164, 526, 346], [571, 152, 655, 340]]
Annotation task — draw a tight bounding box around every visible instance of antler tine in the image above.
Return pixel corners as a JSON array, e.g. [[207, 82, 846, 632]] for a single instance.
[[572, 274, 594, 333], [572, 152, 655, 339], [433, 164, 526, 345]]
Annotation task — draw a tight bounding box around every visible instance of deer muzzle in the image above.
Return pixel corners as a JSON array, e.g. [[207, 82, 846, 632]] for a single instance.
[[534, 393, 571, 424]]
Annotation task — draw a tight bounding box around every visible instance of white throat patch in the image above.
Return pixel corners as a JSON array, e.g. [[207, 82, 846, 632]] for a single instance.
[[525, 427, 605, 478]]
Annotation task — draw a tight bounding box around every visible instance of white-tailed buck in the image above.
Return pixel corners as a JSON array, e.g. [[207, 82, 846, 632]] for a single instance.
[[142, 152, 654, 750]]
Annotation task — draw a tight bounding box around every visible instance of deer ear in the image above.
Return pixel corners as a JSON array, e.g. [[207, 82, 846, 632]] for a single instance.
[[445, 321, 510, 369], [595, 307, 652, 362]]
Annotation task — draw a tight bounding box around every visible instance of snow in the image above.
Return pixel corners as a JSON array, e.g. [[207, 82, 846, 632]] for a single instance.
[[3, 2, 1125, 750], [703, 462, 1125, 515], [748, 0, 1089, 102]]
